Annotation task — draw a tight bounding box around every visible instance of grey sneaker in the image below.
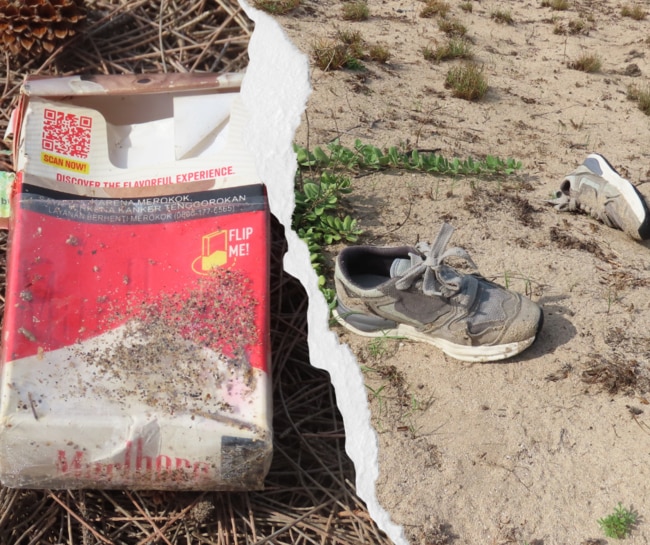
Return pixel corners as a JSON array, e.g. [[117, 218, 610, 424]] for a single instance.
[[333, 224, 543, 362], [551, 153, 650, 240]]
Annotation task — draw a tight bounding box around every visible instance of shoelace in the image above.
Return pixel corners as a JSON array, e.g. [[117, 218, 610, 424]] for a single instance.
[[395, 223, 478, 298], [550, 188, 615, 228]]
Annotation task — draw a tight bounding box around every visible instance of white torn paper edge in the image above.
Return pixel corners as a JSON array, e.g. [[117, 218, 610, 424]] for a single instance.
[[239, 3, 407, 545]]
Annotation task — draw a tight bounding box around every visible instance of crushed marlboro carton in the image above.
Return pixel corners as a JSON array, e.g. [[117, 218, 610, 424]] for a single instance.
[[0, 74, 272, 490]]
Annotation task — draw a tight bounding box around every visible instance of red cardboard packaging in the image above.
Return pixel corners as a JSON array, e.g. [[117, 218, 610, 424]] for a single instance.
[[0, 73, 272, 490]]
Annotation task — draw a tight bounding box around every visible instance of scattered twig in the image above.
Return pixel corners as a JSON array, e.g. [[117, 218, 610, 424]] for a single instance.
[[27, 392, 38, 420], [47, 492, 113, 545]]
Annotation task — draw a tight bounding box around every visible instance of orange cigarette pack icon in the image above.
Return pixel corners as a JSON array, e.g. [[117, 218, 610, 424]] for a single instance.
[[201, 230, 228, 270]]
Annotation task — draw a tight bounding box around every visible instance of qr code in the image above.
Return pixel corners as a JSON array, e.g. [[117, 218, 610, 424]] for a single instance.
[[42, 108, 92, 159]]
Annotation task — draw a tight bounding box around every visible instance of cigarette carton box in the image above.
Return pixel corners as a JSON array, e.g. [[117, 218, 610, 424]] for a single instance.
[[0, 74, 272, 490]]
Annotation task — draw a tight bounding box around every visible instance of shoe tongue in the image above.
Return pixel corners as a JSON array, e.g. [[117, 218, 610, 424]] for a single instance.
[[390, 258, 412, 278]]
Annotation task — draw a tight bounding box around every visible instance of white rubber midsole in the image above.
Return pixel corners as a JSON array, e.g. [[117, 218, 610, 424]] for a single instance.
[[588, 153, 646, 223], [332, 310, 536, 363]]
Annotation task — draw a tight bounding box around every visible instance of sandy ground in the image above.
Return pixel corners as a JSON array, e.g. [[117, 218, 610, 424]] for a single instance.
[[264, 1, 650, 543]]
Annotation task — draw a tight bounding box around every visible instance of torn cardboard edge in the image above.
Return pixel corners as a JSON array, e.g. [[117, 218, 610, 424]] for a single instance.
[[240, 2, 407, 545]]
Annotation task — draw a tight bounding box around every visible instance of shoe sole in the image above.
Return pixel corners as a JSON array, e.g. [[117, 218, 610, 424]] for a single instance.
[[332, 309, 541, 363], [584, 153, 650, 239]]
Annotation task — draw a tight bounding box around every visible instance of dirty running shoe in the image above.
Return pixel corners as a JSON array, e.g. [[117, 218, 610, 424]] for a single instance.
[[333, 224, 543, 363], [551, 153, 650, 240]]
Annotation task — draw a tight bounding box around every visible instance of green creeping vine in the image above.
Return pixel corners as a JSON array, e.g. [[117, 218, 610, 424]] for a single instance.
[[292, 168, 362, 307], [292, 139, 523, 307], [295, 138, 522, 175]]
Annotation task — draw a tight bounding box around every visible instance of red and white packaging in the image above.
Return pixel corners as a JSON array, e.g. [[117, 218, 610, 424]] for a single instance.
[[0, 73, 272, 490]]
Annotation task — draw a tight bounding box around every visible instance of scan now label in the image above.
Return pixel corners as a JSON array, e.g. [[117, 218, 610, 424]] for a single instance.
[[41, 152, 90, 174]]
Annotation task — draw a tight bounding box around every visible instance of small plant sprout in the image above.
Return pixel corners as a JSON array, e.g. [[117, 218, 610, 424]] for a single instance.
[[438, 18, 468, 37], [368, 337, 388, 358], [337, 28, 364, 55], [343, 56, 365, 71], [252, 0, 300, 14], [312, 32, 368, 72], [410, 395, 420, 412], [367, 333, 403, 359], [553, 20, 566, 35], [567, 18, 589, 35], [422, 44, 436, 61], [569, 52, 602, 73], [311, 39, 349, 71], [445, 62, 489, 101], [523, 275, 533, 297], [628, 84, 650, 116], [502, 270, 536, 297], [490, 9, 514, 24], [368, 43, 391, 63], [541, 0, 569, 10], [342, 1, 369, 21], [429, 37, 474, 62], [365, 384, 387, 416], [606, 286, 619, 314], [621, 4, 646, 20], [419, 0, 450, 18], [597, 503, 637, 539], [400, 393, 435, 439]]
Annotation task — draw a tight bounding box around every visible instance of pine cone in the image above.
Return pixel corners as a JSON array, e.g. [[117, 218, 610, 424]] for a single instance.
[[0, 0, 86, 58]]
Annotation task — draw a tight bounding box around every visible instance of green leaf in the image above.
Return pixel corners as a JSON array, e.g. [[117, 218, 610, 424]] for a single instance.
[[303, 182, 320, 200], [294, 144, 315, 166], [326, 215, 341, 229], [324, 233, 339, 244], [313, 147, 330, 164], [385, 146, 398, 166]]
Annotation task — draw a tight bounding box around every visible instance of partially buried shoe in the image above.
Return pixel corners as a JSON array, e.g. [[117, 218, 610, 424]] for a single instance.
[[333, 223, 543, 363], [551, 153, 650, 240]]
